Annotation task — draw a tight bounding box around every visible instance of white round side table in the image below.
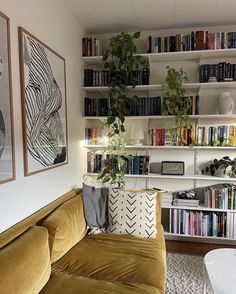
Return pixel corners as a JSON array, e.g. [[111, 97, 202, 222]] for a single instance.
[[204, 248, 236, 294]]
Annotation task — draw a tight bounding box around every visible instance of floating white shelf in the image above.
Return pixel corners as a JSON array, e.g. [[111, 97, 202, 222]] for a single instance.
[[162, 205, 236, 213], [142, 48, 236, 62], [82, 55, 102, 64], [82, 49, 236, 64], [164, 232, 236, 243], [83, 82, 236, 93], [85, 172, 236, 182], [84, 144, 236, 151], [84, 114, 236, 121]]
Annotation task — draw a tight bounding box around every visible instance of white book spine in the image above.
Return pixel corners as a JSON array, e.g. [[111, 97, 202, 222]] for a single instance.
[[233, 213, 236, 239], [169, 208, 172, 233]]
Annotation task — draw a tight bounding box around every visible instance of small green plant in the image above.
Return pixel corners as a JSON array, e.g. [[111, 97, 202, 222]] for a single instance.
[[97, 32, 146, 187], [162, 66, 191, 145], [202, 156, 236, 177]]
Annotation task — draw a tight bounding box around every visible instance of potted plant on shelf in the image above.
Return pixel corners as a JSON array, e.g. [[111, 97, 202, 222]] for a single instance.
[[162, 66, 191, 145], [97, 32, 147, 187]]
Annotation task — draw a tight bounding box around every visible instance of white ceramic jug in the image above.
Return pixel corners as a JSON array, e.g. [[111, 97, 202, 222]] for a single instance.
[[218, 92, 234, 115]]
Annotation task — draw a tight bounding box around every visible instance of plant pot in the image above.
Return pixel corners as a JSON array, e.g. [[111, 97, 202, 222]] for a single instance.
[[218, 92, 234, 115]]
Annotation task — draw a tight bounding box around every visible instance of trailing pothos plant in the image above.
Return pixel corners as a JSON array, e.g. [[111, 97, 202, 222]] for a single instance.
[[97, 32, 146, 187], [162, 66, 191, 145]]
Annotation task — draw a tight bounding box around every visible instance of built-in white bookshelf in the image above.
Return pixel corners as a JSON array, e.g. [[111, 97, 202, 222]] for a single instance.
[[83, 31, 236, 245]]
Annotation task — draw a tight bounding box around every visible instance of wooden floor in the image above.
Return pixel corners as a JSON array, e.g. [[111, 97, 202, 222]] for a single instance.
[[166, 240, 236, 256]]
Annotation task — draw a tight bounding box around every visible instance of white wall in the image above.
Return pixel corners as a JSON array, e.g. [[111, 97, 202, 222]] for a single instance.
[[0, 0, 85, 233]]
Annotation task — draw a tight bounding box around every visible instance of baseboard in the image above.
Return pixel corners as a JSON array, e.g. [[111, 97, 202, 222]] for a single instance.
[[166, 240, 236, 255]]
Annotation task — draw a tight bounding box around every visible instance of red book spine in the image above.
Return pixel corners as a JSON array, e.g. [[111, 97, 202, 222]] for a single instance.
[[212, 33, 216, 49], [215, 190, 219, 208], [162, 129, 165, 146]]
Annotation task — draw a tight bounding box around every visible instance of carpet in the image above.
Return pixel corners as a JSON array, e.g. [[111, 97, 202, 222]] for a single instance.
[[166, 253, 212, 294]]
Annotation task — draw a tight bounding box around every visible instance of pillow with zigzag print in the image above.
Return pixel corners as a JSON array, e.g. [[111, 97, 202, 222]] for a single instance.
[[108, 189, 158, 239]]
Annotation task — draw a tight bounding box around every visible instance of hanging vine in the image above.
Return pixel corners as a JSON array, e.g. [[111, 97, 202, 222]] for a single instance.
[[97, 32, 147, 187]]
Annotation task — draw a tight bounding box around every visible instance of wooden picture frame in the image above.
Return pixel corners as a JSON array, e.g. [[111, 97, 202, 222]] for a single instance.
[[0, 11, 15, 185], [18, 27, 68, 176]]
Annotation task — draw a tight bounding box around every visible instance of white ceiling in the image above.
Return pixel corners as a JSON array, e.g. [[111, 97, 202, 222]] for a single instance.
[[63, 0, 236, 34]]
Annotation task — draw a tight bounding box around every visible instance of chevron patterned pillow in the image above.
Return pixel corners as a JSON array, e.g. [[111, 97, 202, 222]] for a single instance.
[[108, 189, 157, 239]]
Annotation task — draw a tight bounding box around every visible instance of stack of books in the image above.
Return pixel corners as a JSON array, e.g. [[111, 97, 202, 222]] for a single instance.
[[159, 191, 173, 206], [172, 190, 199, 207], [172, 198, 200, 207]]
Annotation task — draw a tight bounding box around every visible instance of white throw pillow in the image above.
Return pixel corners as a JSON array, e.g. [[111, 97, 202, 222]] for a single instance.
[[108, 189, 157, 239]]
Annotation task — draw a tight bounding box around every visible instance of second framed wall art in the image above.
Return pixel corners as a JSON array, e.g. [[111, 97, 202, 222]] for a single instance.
[[0, 11, 15, 185], [18, 27, 68, 176]]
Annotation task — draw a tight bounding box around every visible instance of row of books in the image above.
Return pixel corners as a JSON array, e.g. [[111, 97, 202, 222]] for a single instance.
[[85, 128, 105, 145], [87, 152, 150, 175], [84, 68, 150, 87], [199, 62, 236, 83], [82, 37, 101, 56], [126, 95, 199, 117], [84, 95, 200, 117], [170, 209, 228, 238], [84, 97, 109, 116], [204, 184, 236, 210], [147, 124, 236, 146], [87, 152, 103, 173], [147, 31, 236, 53], [196, 125, 236, 146]]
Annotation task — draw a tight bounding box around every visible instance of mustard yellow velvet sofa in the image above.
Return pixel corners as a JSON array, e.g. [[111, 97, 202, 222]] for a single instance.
[[0, 189, 166, 294]]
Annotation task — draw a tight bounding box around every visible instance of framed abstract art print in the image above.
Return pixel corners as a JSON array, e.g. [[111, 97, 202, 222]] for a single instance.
[[18, 27, 68, 176], [0, 11, 15, 185]]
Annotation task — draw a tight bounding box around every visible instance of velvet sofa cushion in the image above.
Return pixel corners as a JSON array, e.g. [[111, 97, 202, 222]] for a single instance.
[[40, 272, 160, 294], [0, 226, 51, 294], [42, 194, 87, 262], [52, 225, 166, 292]]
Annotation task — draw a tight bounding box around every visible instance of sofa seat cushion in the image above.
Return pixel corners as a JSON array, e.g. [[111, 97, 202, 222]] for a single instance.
[[52, 225, 166, 292], [40, 272, 160, 294], [0, 226, 51, 294]]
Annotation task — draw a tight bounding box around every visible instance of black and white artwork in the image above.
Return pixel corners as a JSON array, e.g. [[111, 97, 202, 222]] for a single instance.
[[0, 12, 15, 185], [19, 28, 68, 175]]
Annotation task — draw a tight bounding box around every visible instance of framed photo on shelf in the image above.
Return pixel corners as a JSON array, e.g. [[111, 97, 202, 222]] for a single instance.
[[0, 11, 15, 185], [18, 27, 68, 176]]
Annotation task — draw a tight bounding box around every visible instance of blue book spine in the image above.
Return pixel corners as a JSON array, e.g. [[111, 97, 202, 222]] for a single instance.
[[133, 155, 140, 175]]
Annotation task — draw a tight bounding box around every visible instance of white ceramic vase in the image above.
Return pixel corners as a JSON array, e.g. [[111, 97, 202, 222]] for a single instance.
[[218, 92, 234, 115]]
